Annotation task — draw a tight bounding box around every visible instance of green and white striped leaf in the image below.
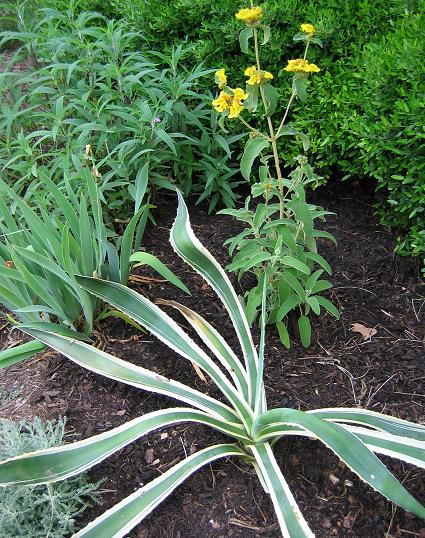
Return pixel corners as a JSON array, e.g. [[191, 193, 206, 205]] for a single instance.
[[19, 325, 238, 422], [170, 191, 259, 407], [75, 444, 245, 538], [0, 411, 247, 487], [252, 409, 425, 520], [310, 407, 425, 441], [251, 443, 313, 538], [156, 299, 249, 399], [76, 277, 253, 428]]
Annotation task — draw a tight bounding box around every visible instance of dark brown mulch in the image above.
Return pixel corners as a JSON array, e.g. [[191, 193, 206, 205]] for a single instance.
[[0, 180, 424, 538]]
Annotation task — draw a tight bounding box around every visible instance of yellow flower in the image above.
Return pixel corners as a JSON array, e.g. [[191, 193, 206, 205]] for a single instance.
[[244, 65, 274, 85], [212, 91, 231, 113], [235, 6, 263, 25], [301, 23, 315, 35], [284, 58, 320, 73], [212, 87, 247, 118], [215, 68, 227, 89]]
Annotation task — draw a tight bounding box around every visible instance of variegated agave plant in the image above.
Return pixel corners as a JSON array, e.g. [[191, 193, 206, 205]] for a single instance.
[[1, 193, 424, 537]]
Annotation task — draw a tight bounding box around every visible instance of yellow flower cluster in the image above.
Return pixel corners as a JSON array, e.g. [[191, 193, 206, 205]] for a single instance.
[[212, 88, 248, 118], [215, 69, 227, 89], [235, 6, 263, 25], [244, 66, 273, 85], [300, 23, 315, 35], [284, 58, 320, 73]]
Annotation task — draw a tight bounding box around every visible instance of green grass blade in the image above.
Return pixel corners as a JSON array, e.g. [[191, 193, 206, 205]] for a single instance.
[[129, 252, 190, 294]]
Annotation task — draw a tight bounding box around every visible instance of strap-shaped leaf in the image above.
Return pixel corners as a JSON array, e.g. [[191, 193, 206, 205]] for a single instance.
[[252, 409, 425, 519], [156, 299, 249, 399], [256, 422, 425, 471], [251, 443, 313, 538], [170, 191, 259, 407], [0, 410, 248, 487], [76, 276, 253, 428], [75, 444, 245, 538], [19, 325, 238, 422], [240, 137, 269, 181], [310, 408, 425, 441], [0, 340, 46, 370], [129, 252, 190, 295]]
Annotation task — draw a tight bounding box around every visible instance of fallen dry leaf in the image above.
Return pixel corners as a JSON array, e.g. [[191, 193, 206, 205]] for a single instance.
[[351, 323, 378, 340]]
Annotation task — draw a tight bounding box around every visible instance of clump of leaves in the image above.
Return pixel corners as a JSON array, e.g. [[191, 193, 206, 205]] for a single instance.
[[0, 417, 101, 537]]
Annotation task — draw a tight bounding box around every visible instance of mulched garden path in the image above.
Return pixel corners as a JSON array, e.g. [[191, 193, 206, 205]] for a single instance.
[[1, 180, 424, 538]]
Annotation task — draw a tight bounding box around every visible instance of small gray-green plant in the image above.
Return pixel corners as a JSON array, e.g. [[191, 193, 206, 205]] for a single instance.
[[214, 7, 337, 347], [0, 416, 101, 538]]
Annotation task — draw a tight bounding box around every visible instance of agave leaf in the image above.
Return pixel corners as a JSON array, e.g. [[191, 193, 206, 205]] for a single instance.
[[75, 444, 244, 538], [170, 191, 259, 407], [0, 410, 248, 487], [19, 325, 238, 422], [251, 443, 313, 537]]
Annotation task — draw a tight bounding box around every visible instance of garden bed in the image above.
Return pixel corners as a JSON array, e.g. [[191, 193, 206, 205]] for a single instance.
[[1, 180, 424, 537]]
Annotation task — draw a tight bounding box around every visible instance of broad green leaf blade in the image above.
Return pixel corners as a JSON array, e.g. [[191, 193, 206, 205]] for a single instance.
[[0, 340, 46, 369], [253, 409, 425, 520], [239, 27, 253, 54], [129, 252, 190, 295], [276, 321, 290, 349], [298, 315, 311, 347], [20, 326, 238, 422], [75, 444, 244, 538], [240, 138, 269, 181], [258, 24, 271, 45], [76, 276, 253, 427], [263, 83, 278, 117], [156, 299, 249, 400], [251, 443, 314, 538], [276, 295, 302, 321], [170, 191, 259, 407], [0, 411, 248, 487], [310, 408, 425, 441]]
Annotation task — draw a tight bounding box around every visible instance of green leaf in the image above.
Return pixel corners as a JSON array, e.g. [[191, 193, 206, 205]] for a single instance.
[[276, 320, 290, 349], [306, 296, 320, 315], [258, 24, 271, 45], [129, 252, 190, 295], [305, 251, 332, 274], [263, 84, 278, 117], [276, 295, 302, 321], [134, 161, 149, 213], [278, 125, 310, 151], [293, 76, 308, 102], [0, 340, 46, 370], [120, 205, 146, 286], [280, 272, 306, 300], [298, 315, 311, 347], [240, 138, 269, 181], [281, 256, 310, 274], [239, 27, 253, 54], [315, 296, 339, 319]]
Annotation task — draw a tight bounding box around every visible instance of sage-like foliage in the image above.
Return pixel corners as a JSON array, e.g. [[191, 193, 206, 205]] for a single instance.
[[0, 0, 242, 214], [1, 193, 424, 537]]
